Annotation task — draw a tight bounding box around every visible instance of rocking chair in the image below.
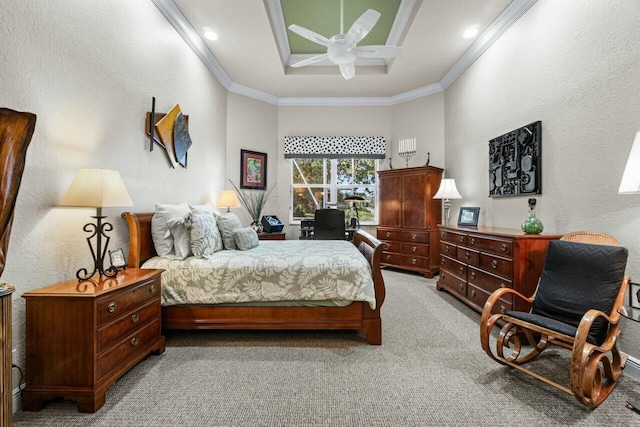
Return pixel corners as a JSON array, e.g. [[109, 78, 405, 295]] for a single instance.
[[480, 232, 629, 408]]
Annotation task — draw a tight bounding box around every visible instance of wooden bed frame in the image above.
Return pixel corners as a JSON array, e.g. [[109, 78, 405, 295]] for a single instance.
[[122, 212, 386, 344]]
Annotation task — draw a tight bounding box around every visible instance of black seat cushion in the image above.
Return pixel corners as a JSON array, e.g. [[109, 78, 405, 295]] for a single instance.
[[505, 311, 599, 345], [531, 240, 628, 346], [313, 209, 345, 240]]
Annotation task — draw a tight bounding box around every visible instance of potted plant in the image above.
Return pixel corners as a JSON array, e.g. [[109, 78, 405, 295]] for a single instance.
[[229, 180, 276, 231]]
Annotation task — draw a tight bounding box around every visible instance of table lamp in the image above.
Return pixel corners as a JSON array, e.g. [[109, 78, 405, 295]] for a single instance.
[[59, 168, 134, 280], [217, 190, 240, 212], [433, 178, 462, 226], [344, 194, 365, 227]]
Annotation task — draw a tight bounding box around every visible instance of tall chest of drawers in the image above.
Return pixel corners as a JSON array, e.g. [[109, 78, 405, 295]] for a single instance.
[[377, 166, 443, 278], [22, 268, 165, 413], [436, 225, 560, 314]]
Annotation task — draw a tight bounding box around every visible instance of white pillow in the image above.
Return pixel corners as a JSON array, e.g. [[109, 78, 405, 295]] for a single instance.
[[166, 216, 191, 260], [151, 202, 190, 257], [189, 203, 216, 215], [184, 212, 223, 258]]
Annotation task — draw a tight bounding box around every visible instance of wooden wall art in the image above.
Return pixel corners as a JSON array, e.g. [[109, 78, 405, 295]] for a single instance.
[[489, 121, 541, 197], [146, 97, 192, 168]]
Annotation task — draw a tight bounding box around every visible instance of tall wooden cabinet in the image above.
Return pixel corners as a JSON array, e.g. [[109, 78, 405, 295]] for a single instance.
[[377, 166, 443, 278]]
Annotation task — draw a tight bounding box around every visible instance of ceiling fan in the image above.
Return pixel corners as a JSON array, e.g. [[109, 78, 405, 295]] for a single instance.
[[287, 2, 402, 80]]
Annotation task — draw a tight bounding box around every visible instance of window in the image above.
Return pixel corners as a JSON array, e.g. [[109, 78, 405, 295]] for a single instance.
[[290, 158, 378, 224]]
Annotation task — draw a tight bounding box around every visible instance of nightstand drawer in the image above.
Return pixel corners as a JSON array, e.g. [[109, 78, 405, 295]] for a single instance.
[[97, 299, 160, 352], [97, 277, 159, 325], [98, 318, 160, 379]]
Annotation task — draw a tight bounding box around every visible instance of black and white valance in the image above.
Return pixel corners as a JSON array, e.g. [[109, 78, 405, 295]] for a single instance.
[[284, 136, 386, 159]]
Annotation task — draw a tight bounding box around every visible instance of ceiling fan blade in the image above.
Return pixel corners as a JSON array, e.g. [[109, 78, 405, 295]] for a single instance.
[[339, 63, 355, 80], [352, 45, 402, 58], [288, 24, 331, 47], [345, 9, 381, 47], [290, 54, 329, 68]]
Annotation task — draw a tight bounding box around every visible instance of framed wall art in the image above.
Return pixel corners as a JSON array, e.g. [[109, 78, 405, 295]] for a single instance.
[[458, 207, 480, 227], [240, 149, 267, 189], [489, 121, 541, 197]]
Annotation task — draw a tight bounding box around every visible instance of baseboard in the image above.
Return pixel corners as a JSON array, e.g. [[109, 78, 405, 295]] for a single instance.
[[626, 356, 640, 381], [12, 383, 25, 414]]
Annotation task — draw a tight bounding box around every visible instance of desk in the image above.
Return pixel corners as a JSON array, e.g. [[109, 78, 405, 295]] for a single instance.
[[619, 306, 640, 415]]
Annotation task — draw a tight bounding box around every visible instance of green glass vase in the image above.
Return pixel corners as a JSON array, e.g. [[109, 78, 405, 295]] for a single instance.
[[521, 209, 543, 234]]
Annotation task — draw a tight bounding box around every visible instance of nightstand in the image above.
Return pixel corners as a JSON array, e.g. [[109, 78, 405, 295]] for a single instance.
[[22, 268, 165, 413], [258, 232, 286, 240]]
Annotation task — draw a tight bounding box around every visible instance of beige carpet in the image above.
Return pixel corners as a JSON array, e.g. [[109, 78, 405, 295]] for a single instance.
[[13, 269, 640, 426]]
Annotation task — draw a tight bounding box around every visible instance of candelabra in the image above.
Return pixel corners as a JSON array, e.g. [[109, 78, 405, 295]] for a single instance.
[[399, 137, 416, 168]]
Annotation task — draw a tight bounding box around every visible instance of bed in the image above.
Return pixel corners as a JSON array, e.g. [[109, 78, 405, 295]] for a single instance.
[[122, 212, 386, 344]]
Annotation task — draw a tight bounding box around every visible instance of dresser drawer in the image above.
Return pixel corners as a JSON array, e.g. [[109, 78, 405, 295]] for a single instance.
[[402, 230, 429, 244], [439, 270, 467, 298], [97, 277, 160, 325], [381, 252, 402, 265], [468, 267, 513, 296], [378, 228, 402, 241], [456, 247, 479, 266], [467, 283, 513, 314], [97, 299, 160, 352], [440, 241, 456, 257], [467, 235, 512, 256], [440, 256, 466, 279], [479, 253, 513, 280], [402, 243, 429, 257], [401, 255, 428, 269], [439, 229, 466, 245], [381, 240, 402, 253], [98, 318, 160, 379]]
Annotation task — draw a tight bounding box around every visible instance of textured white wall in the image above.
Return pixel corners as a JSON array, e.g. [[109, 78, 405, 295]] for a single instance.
[[0, 0, 227, 383], [226, 93, 280, 225], [390, 93, 445, 170], [445, 0, 640, 349], [277, 106, 393, 238]]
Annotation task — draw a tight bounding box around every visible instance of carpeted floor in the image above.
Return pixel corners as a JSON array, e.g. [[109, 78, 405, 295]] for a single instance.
[[13, 269, 640, 426]]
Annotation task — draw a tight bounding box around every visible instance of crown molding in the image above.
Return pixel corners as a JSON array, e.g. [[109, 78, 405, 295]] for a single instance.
[[154, 0, 537, 107]]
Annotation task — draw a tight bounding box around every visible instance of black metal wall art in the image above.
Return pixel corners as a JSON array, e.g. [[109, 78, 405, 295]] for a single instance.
[[489, 121, 541, 197]]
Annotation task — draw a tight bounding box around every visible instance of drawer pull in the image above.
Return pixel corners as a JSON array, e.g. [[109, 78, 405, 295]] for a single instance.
[[459, 236, 464, 242], [470, 271, 476, 279], [492, 260, 498, 269], [131, 337, 139, 347], [412, 246, 417, 252], [500, 283, 506, 288], [131, 314, 140, 323], [383, 244, 390, 250], [459, 266, 464, 274], [108, 302, 117, 313], [385, 255, 391, 261], [440, 232, 444, 238], [412, 234, 417, 240], [500, 305, 506, 314], [458, 283, 464, 291], [470, 238, 475, 245], [386, 232, 391, 238], [501, 243, 507, 252], [149, 284, 156, 293], [445, 246, 449, 253], [471, 289, 476, 298], [411, 258, 417, 265], [464, 251, 470, 260], [441, 258, 445, 265]]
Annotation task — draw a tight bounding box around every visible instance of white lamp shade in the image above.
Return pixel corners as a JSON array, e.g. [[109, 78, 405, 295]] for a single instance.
[[217, 190, 240, 209], [619, 132, 640, 194], [59, 168, 133, 208], [433, 178, 462, 199]]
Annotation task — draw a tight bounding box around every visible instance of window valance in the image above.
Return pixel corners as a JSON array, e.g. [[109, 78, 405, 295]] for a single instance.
[[284, 136, 386, 159]]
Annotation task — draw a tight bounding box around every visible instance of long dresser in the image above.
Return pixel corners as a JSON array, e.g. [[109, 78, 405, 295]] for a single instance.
[[436, 225, 560, 314], [377, 166, 443, 278]]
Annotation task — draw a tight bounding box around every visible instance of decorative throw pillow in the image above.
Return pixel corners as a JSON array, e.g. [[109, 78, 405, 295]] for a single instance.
[[151, 202, 190, 257], [189, 203, 216, 215], [233, 227, 259, 251], [216, 212, 243, 250], [166, 216, 191, 260], [184, 212, 223, 258]]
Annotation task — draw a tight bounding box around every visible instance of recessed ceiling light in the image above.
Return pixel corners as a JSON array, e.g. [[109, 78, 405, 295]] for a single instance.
[[203, 29, 218, 41], [463, 25, 480, 39]]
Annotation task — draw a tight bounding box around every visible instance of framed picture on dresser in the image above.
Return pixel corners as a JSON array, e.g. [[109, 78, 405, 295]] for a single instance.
[[458, 207, 480, 227]]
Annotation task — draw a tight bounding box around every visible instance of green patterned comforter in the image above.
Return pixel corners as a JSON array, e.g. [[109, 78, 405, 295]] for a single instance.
[[142, 240, 376, 309]]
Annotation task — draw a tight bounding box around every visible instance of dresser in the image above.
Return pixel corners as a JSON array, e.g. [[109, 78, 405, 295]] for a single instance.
[[436, 225, 560, 314], [377, 166, 443, 278], [22, 269, 165, 413]]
